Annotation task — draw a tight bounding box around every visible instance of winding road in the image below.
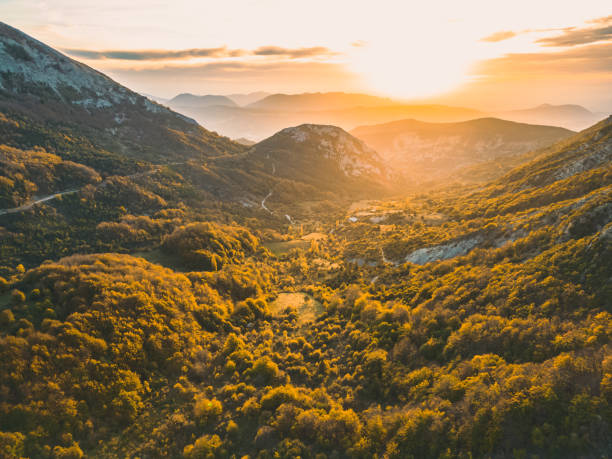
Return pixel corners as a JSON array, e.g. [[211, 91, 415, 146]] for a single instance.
[[261, 191, 273, 213], [0, 163, 177, 217], [0, 189, 79, 216]]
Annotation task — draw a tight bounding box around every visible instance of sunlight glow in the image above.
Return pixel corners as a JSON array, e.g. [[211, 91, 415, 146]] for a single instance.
[[1, 0, 610, 107], [349, 41, 473, 100]]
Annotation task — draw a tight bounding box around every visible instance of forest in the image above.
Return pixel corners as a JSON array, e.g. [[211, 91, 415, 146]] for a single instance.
[[0, 111, 610, 458]]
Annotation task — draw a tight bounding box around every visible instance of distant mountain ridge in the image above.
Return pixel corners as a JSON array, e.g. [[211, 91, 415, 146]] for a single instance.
[[495, 103, 604, 131], [350, 117, 575, 183], [169, 93, 237, 108], [246, 92, 397, 111], [226, 91, 270, 106], [166, 95, 485, 141]]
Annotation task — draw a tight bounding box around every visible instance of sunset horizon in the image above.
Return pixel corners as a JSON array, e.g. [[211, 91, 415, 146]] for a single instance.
[[1, 0, 610, 111]]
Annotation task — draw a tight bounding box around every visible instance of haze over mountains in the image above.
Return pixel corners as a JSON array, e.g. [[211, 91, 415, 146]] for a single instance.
[[351, 117, 574, 183], [169, 93, 238, 108], [494, 104, 605, 132], [162, 89, 602, 141], [0, 21, 611, 459], [164, 94, 485, 141]]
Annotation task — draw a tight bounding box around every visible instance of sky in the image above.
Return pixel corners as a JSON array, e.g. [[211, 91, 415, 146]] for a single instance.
[[1, 0, 611, 111]]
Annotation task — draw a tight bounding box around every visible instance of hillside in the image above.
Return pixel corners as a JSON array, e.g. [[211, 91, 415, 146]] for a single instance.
[[0, 22, 245, 164], [174, 124, 393, 214], [351, 117, 575, 183], [248, 124, 386, 183], [1, 114, 610, 458]]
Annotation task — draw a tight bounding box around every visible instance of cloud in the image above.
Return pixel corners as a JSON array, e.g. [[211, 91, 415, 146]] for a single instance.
[[65, 45, 336, 61], [351, 40, 367, 48], [64, 47, 243, 61], [112, 60, 351, 78], [480, 30, 517, 43], [441, 41, 612, 113], [537, 16, 612, 47], [472, 42, 612, 77], [253, 46, 336, 58], [105, 60, 363, 97], [587, 14, 612, 25]]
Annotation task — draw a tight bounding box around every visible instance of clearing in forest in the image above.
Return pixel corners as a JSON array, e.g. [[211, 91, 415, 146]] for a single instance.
[[270, 292, 324, 324]]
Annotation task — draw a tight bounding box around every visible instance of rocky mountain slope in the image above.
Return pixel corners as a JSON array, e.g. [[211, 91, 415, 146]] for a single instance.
[[249, 124, 386, 179], [0, 22, 244, 164], [180, 124, 393, 210]]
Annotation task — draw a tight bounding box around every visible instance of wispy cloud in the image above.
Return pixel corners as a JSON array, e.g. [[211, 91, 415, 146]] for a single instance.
[[473, 42, 612, 77], [65, 46, 336, 61], [537, 16, 612, 47], [253, 46, 336, 58], [107, 60, 363, 97], [480, 30, 517, 43], [64, 47, 244, 60], [587, 14, 612, 25]]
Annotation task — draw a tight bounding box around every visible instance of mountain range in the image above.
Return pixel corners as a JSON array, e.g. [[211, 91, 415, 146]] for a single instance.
[[163, 90, 603, 140], [0, 22, 386, 205], [164, 97, 486, 141]]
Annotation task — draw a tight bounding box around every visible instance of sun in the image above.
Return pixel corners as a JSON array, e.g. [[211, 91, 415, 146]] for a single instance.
[[348, 40, 473, 101]]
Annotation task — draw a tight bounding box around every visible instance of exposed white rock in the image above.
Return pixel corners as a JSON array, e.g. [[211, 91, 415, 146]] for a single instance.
[[0, 23, 175, 117], [405, 237, 482, 265], [551, 142, 612, 181], [370, 215, 387, 223], [276, 124, 384, 177]]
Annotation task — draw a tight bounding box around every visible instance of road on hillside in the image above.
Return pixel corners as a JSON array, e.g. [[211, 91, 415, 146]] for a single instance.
[[0, 164, 179, 217]]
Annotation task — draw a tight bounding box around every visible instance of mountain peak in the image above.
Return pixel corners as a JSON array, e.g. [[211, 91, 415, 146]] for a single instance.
[[278, 123, 353, 142], [0, 22, 244, 162], [253, 124, 386, 179], [0, 21, 143, 111]]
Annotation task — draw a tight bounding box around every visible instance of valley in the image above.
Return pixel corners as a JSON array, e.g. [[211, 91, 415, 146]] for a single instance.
[[0, 19, 610, 459]]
